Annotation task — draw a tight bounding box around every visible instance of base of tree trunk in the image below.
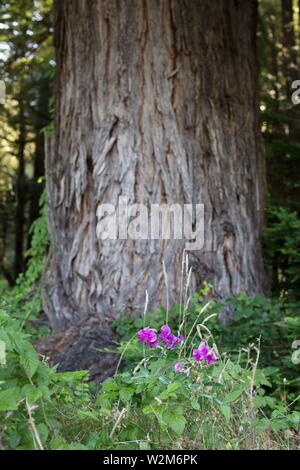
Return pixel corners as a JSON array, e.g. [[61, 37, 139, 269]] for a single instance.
[[35, 316, 120, 382]]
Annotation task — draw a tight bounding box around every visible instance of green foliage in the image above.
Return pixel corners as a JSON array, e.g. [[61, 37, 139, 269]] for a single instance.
[[1, 284, 299, 450], [264, 206, 300, 299], [209, 294, 300, 406], [0, 305, 90, 450], [16, 190, 49, 293], [0, 0, 54, 280], [107, 289, 299, 449], [114, 282, 214, 365], [258, 0, 300, 212], [91, 324, 299, 450], [258, 0, 300, 305], [115, 289, 300, 410], [1, 191, 49, 337]]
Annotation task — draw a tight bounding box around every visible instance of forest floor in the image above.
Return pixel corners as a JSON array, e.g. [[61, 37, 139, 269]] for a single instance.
[[34, 314, 120, 382]]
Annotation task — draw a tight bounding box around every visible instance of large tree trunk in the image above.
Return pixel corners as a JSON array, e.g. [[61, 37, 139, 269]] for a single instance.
[[43, 0, 265, 342]]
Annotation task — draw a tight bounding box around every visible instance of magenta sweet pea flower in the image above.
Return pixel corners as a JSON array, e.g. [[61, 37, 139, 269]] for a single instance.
[[193, 341, 218, 365], [198, 341, 210, 357], [175, 362, 184, 372], [137, 327, 158, 348], [206, 350, 218, 365], [159, 325, 184, 350], [193, 348, 202, 362], [160, 325, 171, 341], [193, 341, 210, 362]]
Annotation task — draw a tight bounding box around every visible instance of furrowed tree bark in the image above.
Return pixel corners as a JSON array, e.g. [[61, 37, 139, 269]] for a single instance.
[[43, 0, 265, 364]]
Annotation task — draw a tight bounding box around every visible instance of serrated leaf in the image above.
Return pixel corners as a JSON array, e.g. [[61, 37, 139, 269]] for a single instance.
[[119, 386, 134, 402], [19, 346, 39, 379], [0, 387, 21, 412], [22, 384, 42, 404], [169, 415, 186, 434]]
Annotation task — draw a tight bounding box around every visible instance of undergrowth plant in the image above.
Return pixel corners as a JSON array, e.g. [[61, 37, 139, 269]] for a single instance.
[[105, 292, 298, 449], [0, 284, 299, 449], [0, 306, 90, 449], [0, 215, 299, 449], [115, 288, 300, 406], [1, 190, 49, 336], [264, 205, 300, 300]]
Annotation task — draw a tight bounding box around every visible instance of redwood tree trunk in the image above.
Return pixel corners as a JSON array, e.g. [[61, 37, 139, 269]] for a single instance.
[[43, 0, 265, 335]]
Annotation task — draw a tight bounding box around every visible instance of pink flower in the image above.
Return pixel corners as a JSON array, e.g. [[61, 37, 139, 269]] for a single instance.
[[193, 341, 217, 365], [160, 325, 172, 341], [159, 325, 184, 350], [193, 348, 203, 362], [175, 362, 184, 372], [206, 350, 217, 365], [193, 341, 210, 362], [137, 327, 158, 348], [198, 341, 211, 357]]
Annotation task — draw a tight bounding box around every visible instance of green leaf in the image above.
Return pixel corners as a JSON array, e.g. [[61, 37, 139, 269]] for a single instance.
[[219, 403, 231, 423], [119, 386, 134, 402], [37, 423, 49, 442], [22, 384, 43, 403], [55, 370, 88, 382], [191, 400, 200, 410], [77, 410, 99, 421], [271, 419, 289, 431], [0, 387, 21, 412], [102, 378, 119, 392], [9, 431, 21, 448], [19, 345, 39, 379], [224, 387, 244, 404], [169, 415, 186, 434], [254, 369, 271, 387], [256, 418, 271, 432], [142, 405, 156, 415], [167, 382, 181, 393]]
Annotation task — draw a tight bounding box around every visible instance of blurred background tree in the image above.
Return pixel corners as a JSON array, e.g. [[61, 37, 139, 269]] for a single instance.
[[0, 0, 53, 283], [258, 0, 300, 299]]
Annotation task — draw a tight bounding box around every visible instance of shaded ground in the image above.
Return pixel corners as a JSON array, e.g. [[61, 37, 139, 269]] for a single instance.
[[34, 315, 120, 382]]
